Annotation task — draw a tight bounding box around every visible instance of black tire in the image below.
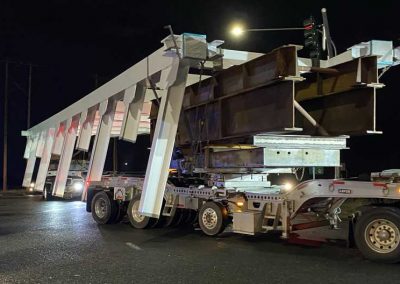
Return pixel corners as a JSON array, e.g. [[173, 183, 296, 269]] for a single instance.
[[355, 206, 400, 263], [198, 202, 228, 236], [172, 209, 185, 227], [149, 201, 166, 228], [190, 210, 199, 226], [91, 191, 119, 224], [183, 209, 194, 225], [179, 209, 196, 227], [163, 208, 180, 228], [161, 197, 181, 228], [42, 185, 53, 201], [114, 203, 127, 223], [127, 196, 157, 229]]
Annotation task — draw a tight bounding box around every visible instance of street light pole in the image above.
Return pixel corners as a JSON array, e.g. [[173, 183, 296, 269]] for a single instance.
[[3, 62, 9, 192], [27, 64, 32, 129]]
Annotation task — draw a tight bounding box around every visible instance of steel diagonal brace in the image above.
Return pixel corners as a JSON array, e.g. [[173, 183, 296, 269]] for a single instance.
[[294, 100, 329, 136]]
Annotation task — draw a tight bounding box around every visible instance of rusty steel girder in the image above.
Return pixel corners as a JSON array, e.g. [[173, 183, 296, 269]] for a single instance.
[[173, 46, 380, 148], [298, 87, 377, 136], [178, 81, 297, 146], [176, 45, 301, 146], [148, 44, 382, 171]]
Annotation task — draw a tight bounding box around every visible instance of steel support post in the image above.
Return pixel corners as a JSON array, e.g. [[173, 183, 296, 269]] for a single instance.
[[22, 135, 39, 187], [52, 122, 67, 156], [76, 106, 97, 151], [120, 83, 146, 142], [23, 137, 33, 159], [139, 62, 190, 218], [34, 128, 55, 191], [35, 130, 47, 158], [86, 99, 118, 183], [53, 115, 80, 197]]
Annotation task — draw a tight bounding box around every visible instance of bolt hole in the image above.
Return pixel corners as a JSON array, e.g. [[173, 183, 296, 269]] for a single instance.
[[288, 152, 291, 155], [277, 151, 280, 155], [305, 152, 309, 155]]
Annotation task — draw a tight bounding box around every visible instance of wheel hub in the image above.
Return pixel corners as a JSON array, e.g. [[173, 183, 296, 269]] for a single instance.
[[377, 228, 390, 242], [202, 208, 218, 230], [94, 198, 107, 219], [365, 219, 400, 253], [132, 200, 145, 223]]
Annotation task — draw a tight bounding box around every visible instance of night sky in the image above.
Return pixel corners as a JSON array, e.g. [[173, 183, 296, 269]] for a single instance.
[[0, 0, 399, 187]]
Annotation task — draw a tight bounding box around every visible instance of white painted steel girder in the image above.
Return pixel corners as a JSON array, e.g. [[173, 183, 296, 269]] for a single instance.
[[21, 48, 262, 140], [119, 83, 146, 142], [76, 106, 97, 151], [53, 115, 80, 197], [24, 46, 179, 136], [22, 135, 39, 187], [139, 61, 190, 218], [86, 99, 118, 183], [23, 137, 33, 159], [20, 33, 265, 207], [36, 130, 47, 158], [52, 122, 67, 155], [34, 128, 55, 192]]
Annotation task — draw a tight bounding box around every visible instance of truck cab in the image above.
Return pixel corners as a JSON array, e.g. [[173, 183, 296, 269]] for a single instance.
[[42, 160, 87, 200]]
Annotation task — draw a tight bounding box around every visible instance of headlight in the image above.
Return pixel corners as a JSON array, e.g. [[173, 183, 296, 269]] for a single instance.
[[73, 182, 84, 191], [30, 182, 35, 188], [282, 182, 293, 192]]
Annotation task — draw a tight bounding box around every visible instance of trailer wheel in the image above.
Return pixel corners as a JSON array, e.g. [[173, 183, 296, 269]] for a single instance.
[[172, 209, 186, 227], [199, 202, 228, 236], [149, 201, 166, 228], [127, 197, 156, 229], [91, 191, 118, 224], [162, 205, 182, 228], [184, 209, 197, 226], [355, 207, 400, 263]]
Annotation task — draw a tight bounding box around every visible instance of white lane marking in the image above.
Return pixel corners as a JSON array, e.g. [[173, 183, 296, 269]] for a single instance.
[[126, 242, 142, 251]]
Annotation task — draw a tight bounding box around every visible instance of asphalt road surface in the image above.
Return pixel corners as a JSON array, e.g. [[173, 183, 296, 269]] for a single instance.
[[1, 195, 400, 284]]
